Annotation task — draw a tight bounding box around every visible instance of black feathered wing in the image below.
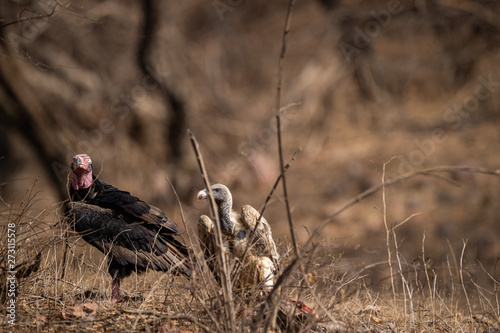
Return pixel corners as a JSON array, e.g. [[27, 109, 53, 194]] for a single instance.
[[68, 198, 191, 278], [76, 178, 180, 234]]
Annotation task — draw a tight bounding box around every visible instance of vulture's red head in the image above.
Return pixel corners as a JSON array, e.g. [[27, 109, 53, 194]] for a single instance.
[[71, 154, 93, 190]]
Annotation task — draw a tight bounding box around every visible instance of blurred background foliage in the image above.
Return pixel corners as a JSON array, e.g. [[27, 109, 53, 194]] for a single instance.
[[1, 0, 499, 285]]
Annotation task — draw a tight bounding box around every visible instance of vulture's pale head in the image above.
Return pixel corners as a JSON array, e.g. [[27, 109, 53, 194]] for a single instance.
[[197, 184, 232, 206], [71, 154, 93, 190], [197, 183, 235, 234]]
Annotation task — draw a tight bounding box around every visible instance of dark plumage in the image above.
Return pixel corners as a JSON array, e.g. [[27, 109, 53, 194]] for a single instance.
[[197, 184, 279, 290], [66, 154, 191, 301]]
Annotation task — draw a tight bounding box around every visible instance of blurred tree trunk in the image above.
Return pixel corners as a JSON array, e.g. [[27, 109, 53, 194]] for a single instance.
[[139, 0, 187, 165], [0, 40, 68, 201]]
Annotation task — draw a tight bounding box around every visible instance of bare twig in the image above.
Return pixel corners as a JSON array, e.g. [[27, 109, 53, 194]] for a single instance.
[[421, 232, 436, 328], [393, 212, 421, 231], [446, 239, 461, 285], [275, 0, 299, 262], [166, 177, 221, 327], [477, 261, 500, 286], [235, 148, 301, 282], [188, 129, 236, 332], [260, 1, 298, 330], [392, 229, 412, 329], [259, 148, 301, 219], [120, 308, 212, 333], [303, 166, 500, 251], [381, 159, 397, 317], [0, 3, 58, 30], [165, 177, 200, 279], [460, 239, 473, 317]]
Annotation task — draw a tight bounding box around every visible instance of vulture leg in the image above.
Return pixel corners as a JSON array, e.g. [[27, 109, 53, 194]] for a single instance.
[[109, 261, 130, 302]]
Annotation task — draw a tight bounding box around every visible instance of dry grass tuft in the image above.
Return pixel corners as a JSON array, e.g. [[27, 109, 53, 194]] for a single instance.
[[0, 180, 499, 332]]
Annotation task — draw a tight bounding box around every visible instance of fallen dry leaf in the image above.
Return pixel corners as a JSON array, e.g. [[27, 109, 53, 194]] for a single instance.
[[307, 272, 318, 283], [63, 302, 99, 319]]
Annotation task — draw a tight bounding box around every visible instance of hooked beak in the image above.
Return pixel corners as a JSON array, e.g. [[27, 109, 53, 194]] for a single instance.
[[197, 189, 208, 201], [75, 156, 84, 169], [72, 154, 92, 173]]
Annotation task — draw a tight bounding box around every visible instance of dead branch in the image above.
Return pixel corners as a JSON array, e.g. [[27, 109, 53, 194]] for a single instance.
[[0, 2, 58, 30], [188, 129, 236, 332], [234, 148, 300, 284], [304, 165, 500, 251]]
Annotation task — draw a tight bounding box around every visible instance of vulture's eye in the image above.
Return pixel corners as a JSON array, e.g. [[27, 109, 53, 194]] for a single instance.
[[87, 158, 91, 163], [214, 188, 220, 192]]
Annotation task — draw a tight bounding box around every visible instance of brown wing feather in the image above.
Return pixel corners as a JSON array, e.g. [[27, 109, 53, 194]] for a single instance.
[[240, 205, 280, 263], [198, 215, 237, 283], [198, 215, 216, 262]]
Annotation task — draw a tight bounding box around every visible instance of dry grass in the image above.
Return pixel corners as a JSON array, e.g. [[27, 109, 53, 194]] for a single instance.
[[0, 175, 499, 332]]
